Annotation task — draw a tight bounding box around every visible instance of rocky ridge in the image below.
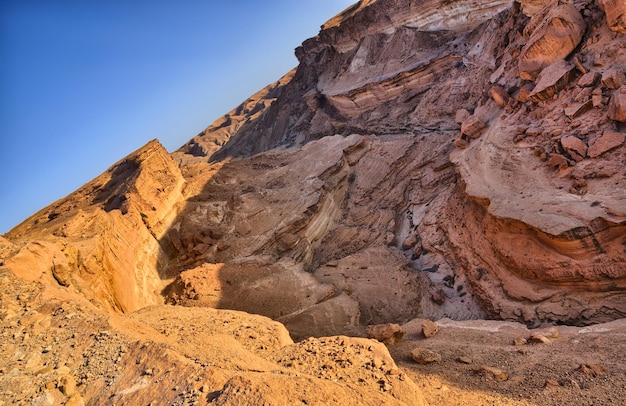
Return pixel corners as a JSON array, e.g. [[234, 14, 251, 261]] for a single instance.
[[1, 0, 625, 405]]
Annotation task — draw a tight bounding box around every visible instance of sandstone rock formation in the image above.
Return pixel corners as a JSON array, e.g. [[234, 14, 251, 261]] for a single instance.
[[600, 0, 626, 34], [518, 1, 585, 79], [2, 0, 626, 404]]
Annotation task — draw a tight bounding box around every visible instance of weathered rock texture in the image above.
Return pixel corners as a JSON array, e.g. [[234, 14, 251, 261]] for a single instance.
[[2, 0, 626, 404], [518, 1, 585, 79], [172, 0, 626, 327]]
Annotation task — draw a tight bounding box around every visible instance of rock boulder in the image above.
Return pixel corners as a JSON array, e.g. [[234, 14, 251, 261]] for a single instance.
[[600, 0, 626, 34], [519, 2, 585, 79], [528, 60, 575, 102], [588, 130, 626, 157]]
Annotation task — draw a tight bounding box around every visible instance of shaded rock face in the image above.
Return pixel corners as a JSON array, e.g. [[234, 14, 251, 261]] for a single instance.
[[176, 0, 516, 162], [1, 1, 626, 403]]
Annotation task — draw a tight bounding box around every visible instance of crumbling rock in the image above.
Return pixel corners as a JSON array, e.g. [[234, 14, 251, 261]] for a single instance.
[[599, 0, 626, 34], [421, 319, 441, 338], [588, 130, 626, 157], [460, 115, 487, 139], [601, 68, 626, 89], [410, 347, 442, 364], [560, 135, 588, 161], [528, 59, 575, 102], [490, 85, 511, 106], [517, 0, 550, 16], [366, 323, 405, 344], [519, 1, 585, 79], [476, 365, 509, 381], [608, 85, 626, 121], [564, 99, 593, 118], [2, 2, 626, 404]]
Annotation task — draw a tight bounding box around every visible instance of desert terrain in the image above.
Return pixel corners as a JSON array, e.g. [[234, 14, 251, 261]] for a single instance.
[[1, 0, 625, 404]]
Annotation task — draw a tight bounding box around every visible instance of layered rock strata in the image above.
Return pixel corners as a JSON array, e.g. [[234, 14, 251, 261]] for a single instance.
[[172, 0, 625, 326]]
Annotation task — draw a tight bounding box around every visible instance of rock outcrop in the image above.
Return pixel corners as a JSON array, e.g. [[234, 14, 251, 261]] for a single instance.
[[518, 1, 585, 79], [4, 140, 184, 313], [600, 0, 626, 34]]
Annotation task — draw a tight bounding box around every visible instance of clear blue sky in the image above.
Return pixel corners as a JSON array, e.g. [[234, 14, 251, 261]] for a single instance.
[[0, 0, 354, 233]]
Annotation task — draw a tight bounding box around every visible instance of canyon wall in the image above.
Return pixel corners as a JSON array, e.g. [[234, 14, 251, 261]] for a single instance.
[[172, 0, 625, 328]]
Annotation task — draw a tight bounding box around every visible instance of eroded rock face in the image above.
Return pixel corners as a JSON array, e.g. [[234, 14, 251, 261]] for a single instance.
[[608, 85, 626, 120], [4, 140, 185, 313], [5, 0, 625, 334]]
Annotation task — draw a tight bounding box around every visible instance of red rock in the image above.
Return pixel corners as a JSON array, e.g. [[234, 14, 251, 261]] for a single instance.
[[601, 69, 625, 89], [592, 93, 604, 108], [573, 87, 592, 103], [529, 328, 557, 343], [489, 85, 510, 107], [564, 100, 593, 118], [461, 116, 486, 139], [518, 0, 550, 16], [608, 86, 626, 121], [401, 234, 418, 250], [519, 4, 585, 78], [528, 60, 575, 102], [457, 356, 473, 364], [600, 0, 626, 34], [577, 363, 608, 377], [477, 366, 509, 381], [455, 136, 469, 147], [455, 109, 470, 124], [560, 136, 587, 161], [431, 289, 445, 305], [422, 319, 440, 338], [518, 86, 532, 102], [593, 52, 605, 67], [413, 240, 424, 257], [577, 71, 600, 87], [545, 378, 561, 387], [525, 126, 541, 137], [573, 55, 587, 74], [513, 337, 527, 346], [588, 130, 626, 158], [410, 347, 442, 364], [548, 153, 570, 170], [366, 323, 405, 345]]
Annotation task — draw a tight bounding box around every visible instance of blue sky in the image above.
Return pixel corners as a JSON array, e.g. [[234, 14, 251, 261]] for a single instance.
[[0, 0, 354, 233]]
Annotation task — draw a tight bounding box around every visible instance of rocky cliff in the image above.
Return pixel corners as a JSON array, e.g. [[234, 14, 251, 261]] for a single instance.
[[2, 0, 626, 405], [177, 0, 626, 326]]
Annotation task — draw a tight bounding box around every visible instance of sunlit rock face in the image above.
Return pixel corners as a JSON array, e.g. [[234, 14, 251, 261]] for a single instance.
[[4, 140, 185, 314], [600, 0, 626, 34]]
